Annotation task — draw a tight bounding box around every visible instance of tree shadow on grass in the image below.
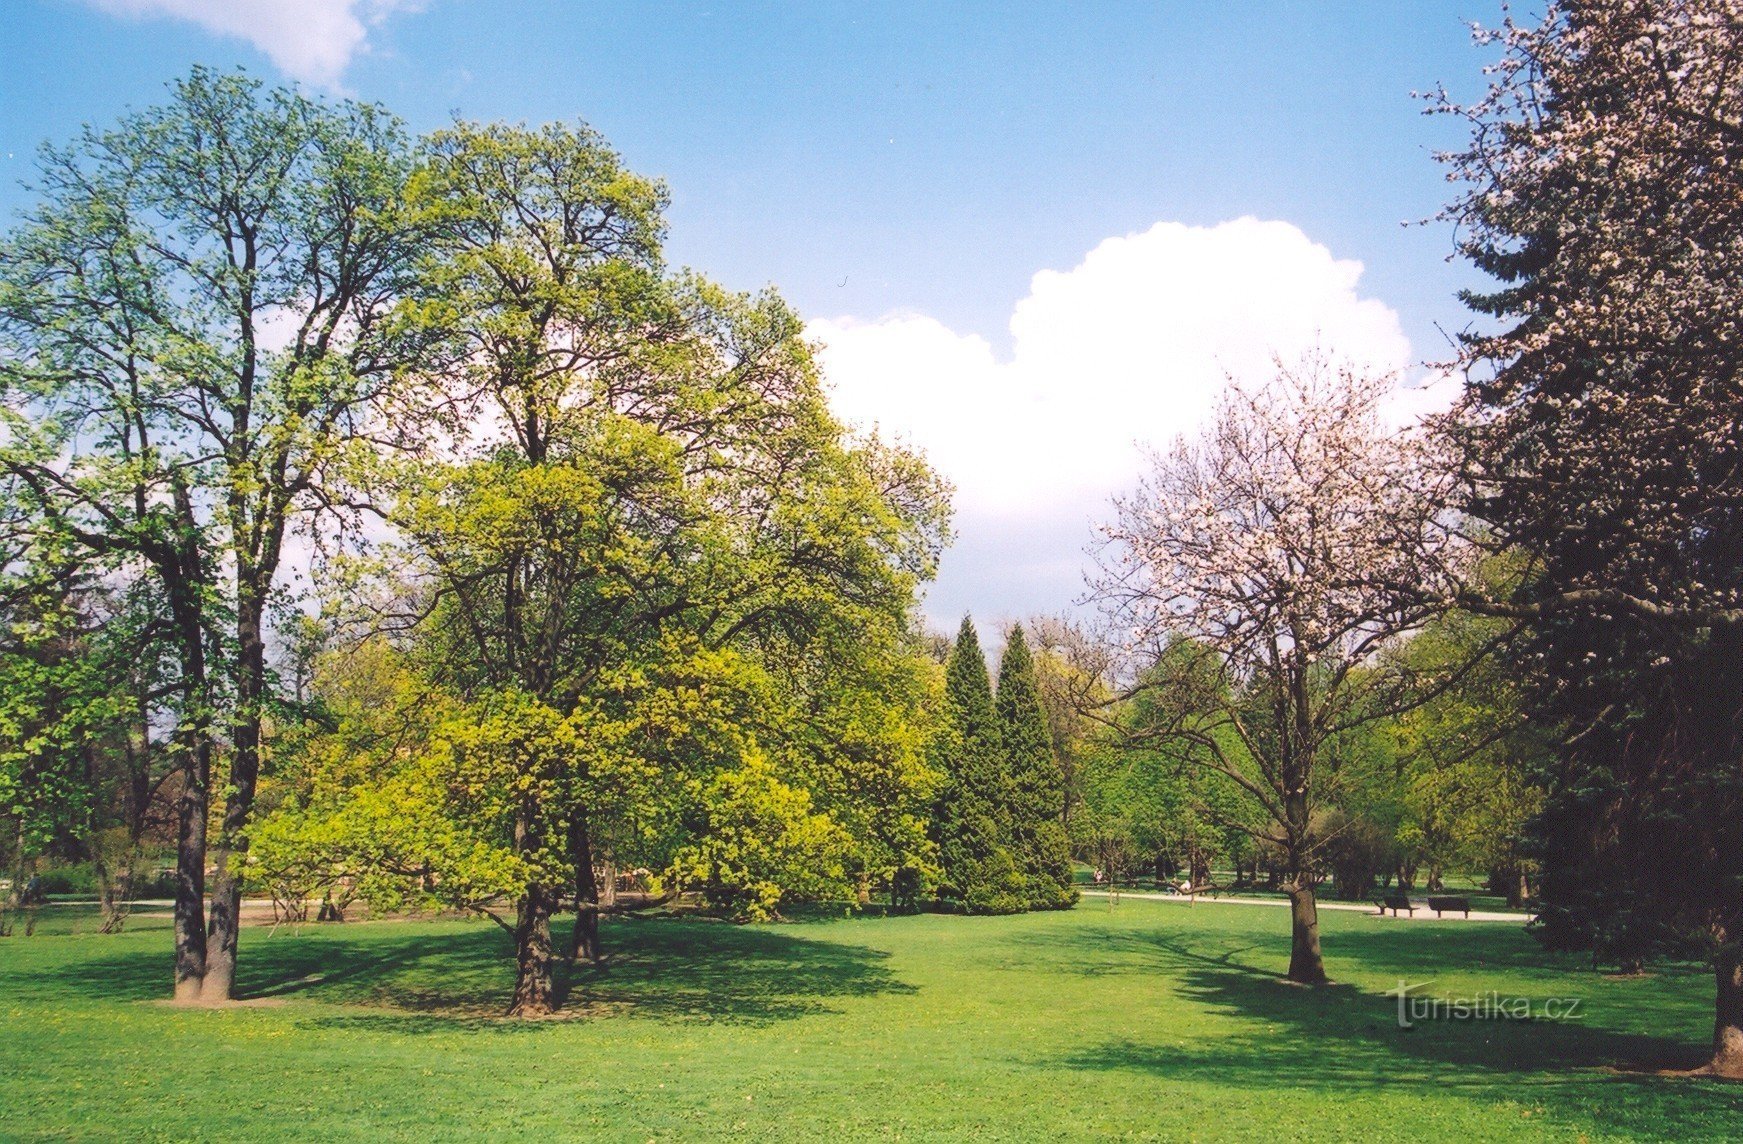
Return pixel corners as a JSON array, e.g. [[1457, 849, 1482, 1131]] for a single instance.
[[563, 915, 916, 1025], [14, 913, 913, 1030], [1020, 922, 1743, 1136]]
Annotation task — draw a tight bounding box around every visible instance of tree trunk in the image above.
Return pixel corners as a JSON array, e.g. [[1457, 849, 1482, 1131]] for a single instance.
[[599, 859, 617, 911], [567, 817, 601, 965], [316, 892, 344, 922], [202, 594, 269, 1002], [509, 887, 557, 1016], [164, 539, 211, 1002], [1705, 942, 1743, 1078], [2, 818, 25, 937], [172, 735, 210, 1001], [1286, 883, 1328, 984], [94, 847, 128, 935]]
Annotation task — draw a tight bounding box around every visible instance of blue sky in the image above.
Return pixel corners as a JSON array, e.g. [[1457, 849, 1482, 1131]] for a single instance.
[[1, 1, 1510, 630]]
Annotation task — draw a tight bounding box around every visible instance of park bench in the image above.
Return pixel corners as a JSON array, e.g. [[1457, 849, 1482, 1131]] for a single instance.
[[1426, 895, 1471, 918], [1373, 893, 1415, 917]]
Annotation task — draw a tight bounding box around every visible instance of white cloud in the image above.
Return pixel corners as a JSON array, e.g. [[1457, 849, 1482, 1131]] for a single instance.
[[87, 0, 423, 89], [809, 217, 1450, 627]]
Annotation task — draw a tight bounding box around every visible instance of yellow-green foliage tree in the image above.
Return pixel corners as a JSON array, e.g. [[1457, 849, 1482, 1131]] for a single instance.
[[254, 121, 948, 1016]]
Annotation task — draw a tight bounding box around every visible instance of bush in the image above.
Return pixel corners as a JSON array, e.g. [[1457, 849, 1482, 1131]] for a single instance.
[[34, 863, 97, 896], [1023, 876, 1080, 911], [27, 861, 176, 900]]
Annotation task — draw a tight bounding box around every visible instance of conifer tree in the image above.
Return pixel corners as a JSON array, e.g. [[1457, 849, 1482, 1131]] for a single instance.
[[996, 625, 1077, 909], [933, 617, 1024, 913]]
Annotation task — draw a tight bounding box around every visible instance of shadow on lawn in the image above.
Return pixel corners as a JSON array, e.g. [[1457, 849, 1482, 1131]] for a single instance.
[[15, 913, 912, 1029], [1026, 921, 1743, 1134]]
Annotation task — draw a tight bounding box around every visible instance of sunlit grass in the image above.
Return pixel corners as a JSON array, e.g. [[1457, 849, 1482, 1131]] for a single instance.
[[2, 898, 1738, 1140]]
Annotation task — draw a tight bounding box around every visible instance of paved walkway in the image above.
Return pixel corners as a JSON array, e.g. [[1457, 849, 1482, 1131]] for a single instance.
[[1080, 888, 1529, 924]]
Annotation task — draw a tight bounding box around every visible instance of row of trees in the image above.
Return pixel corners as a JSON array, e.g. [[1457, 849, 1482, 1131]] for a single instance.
[[1033, 0, 1743, 1078], [8, 0, 1742, 1076], [0, 70, 1084, 1016], [1439, 0, 1743, 1078], [931, 619, 1075, 914], [1061, 561, 1545, 897], [0, 71, 961, 1014]]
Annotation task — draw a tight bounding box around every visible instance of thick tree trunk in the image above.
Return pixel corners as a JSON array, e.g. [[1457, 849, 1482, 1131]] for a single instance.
[[163, 530, 212, 1002], [203, 594, 270, 1002], [509, 887, 557, 1016], [172, 734, 210, 1001], [1286, 883, 1328, 984], [1705, 942, 1743, 1078]]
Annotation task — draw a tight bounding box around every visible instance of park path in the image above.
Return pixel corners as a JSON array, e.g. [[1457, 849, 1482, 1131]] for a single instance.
[[1080, 889, 1528, 924]]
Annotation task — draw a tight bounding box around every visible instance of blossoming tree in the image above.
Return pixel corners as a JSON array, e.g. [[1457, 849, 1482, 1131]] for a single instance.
[[1094, 354, 1459, 983]]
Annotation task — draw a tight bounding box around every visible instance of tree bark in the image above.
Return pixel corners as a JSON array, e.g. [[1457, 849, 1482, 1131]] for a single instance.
[[509, 886, 557, 1016], [1706, 941, 1743, 1078], [93, 846, 128, 935], [202, 592, 269, 1002], [1286, 882, 1328, 984], [172, 743, 208, 1001], [164, 496, 212, 1002], [566, 816, 602, 965]]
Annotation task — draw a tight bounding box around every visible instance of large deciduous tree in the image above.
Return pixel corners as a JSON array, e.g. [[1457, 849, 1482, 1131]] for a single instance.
[[1434, 0, 1743, 1075], [1094, 355, 1456, 983], [324, 121, 947, 1015], [0, 69, 425, 1000]]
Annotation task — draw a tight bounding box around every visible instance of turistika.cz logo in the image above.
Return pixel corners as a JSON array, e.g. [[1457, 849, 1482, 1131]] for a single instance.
[[1386, 980, 1586, 1029]]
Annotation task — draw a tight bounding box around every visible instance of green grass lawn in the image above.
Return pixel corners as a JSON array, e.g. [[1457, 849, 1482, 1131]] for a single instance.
[[3, 899, 1739, 1141]]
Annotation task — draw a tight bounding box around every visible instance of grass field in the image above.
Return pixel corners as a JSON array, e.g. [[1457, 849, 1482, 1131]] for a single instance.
[[3, 899, 1739, 1141]]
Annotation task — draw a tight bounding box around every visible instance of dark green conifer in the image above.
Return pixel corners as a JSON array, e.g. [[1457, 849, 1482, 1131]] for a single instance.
[[933, 617, 1024, 913], [996, 624, 1076, 909]]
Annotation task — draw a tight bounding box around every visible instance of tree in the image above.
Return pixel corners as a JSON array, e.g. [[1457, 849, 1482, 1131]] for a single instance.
[[995, 625, 1075, 908], [932, 618, 1024, 913], [303, 120, 948, 1015], [0, 521, 179, 939], [1385, 597, 1549, 906], [1433, 0, 1743, 1075], [0, 69, 425, 1000], [1094, 354, 1458, 983], [1025, 616, 1110, 837]]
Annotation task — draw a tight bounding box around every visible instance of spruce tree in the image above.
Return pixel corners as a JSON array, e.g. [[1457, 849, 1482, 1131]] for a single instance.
[[996, 625, 1077, 909], [934, 617, 1024, 913]]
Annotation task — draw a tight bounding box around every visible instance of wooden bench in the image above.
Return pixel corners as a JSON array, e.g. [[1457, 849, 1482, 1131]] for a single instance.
[[1426, 895, 1471, 918], [1374, 893, 1415, 917]]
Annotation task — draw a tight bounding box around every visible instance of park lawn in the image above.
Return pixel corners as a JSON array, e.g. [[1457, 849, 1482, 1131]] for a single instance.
[[2, 899, 1739, 1141]]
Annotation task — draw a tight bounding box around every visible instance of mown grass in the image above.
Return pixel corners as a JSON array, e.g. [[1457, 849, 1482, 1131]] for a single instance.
[[2, 898, 1738, 1141]]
